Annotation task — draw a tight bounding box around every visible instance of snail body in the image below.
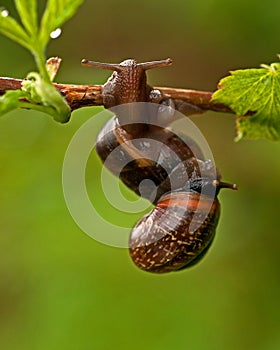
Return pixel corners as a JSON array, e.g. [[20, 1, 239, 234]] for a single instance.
[[83, 58, 203, 203], [82, 58, 237, 273]]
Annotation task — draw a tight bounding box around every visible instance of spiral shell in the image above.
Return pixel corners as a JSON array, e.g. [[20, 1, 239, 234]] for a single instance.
[[129, 184, 220, 273]]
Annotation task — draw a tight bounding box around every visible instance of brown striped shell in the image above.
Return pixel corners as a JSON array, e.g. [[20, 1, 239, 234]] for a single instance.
[[129, 191, 220, 273]]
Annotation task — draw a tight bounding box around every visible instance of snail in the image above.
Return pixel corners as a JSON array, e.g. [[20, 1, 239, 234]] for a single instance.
[[82, 58, 237, 273], [129, 177, 236, 273], [82, 58, 204, 203]]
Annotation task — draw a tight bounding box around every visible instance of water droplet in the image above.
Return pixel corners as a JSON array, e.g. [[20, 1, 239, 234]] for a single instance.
[[1, 8, 9, 17], [50, 28, 62, 39]]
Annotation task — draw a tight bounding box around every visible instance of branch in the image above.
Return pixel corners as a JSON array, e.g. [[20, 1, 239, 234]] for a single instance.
[[0, 77, 103, 110], [0, 76, 233, 114], [154, 87, 233, 114]]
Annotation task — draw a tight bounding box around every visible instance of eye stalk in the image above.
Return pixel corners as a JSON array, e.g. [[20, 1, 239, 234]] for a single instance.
[[213, 179, 238, 191], [81, 58, 172, 72], [81, 59, 123, 72]]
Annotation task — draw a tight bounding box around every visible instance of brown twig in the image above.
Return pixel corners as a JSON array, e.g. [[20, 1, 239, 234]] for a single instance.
[[0, 77, 103, 110], [0, 76, 232, 114], [154, 87, 232, 113]]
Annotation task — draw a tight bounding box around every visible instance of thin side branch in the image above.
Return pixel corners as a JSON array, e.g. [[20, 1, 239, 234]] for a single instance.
[[0, 77, 233, 114], [155, 87, 232, 113]]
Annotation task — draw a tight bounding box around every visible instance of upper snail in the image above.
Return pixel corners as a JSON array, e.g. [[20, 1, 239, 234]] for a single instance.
[[82, 58, 237, 273]]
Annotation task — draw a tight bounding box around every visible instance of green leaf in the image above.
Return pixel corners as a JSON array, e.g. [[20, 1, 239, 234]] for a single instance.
[[0, 90, 28, 116], [14, 0, 38, 37], [212, 62, 280, 141], [0, 0, 83, 123], [0, 11, 32, 50], [22, 72, 71, 122], [0, 74, 71, 122], [39, 0, 84, 47]]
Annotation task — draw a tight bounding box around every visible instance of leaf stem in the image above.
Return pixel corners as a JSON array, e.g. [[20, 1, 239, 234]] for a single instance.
[[33, 50, 51, 82]]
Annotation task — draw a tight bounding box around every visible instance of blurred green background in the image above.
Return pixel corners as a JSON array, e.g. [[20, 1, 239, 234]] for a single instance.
[[1, 0, 280, 349]]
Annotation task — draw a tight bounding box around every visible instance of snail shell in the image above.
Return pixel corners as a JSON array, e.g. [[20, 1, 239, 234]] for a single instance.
[[96, 116, 204, 203], [129, 181, 220, 273]]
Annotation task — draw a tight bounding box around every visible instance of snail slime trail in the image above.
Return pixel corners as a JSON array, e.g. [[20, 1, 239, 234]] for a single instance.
[[82, 58, 237, 273]]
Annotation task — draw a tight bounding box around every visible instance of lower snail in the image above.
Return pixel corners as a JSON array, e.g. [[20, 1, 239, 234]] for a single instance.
[[82, 57, 237, 273], [129, 176, 236, 273]]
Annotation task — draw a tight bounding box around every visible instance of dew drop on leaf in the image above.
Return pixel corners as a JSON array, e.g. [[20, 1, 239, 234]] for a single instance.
[[50, 28, 62, 39], [0, 8, 9, 17]]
